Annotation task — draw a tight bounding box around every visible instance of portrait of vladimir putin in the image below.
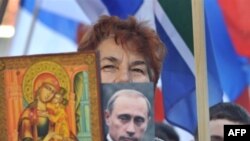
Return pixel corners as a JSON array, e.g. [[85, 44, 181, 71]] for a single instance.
[[104, 89, 152, 141]]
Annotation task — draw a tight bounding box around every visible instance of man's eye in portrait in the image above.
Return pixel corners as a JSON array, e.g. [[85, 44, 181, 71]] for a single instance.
[[134, 116, 145, 126], [118, 114, 131, 123]]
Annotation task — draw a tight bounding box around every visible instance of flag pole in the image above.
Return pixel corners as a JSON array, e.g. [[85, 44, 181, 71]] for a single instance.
[[23, 0, 42, 55], [0, 0, 8, 24], [191, 0, 210, 141]]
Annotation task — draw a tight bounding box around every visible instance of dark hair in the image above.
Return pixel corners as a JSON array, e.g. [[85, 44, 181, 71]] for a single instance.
[[195, 102, 250, 141], [78, 15, 166, 85], [210, 102, 250, 124], [155, 122, 179, 141]]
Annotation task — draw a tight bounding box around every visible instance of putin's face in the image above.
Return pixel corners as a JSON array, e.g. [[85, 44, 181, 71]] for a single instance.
[[105, 94, 149, 141]]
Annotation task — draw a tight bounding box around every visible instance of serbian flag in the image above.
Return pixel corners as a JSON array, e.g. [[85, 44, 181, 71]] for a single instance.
[[205, 0, 249, 112], [217, 0, 250, 111], [218, 0, 250, 58]]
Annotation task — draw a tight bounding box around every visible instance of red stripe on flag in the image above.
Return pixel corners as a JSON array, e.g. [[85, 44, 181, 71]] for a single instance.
[[154, 87, 165, 122], [235, 87, 250, 113], [218, 0, 250, 58]]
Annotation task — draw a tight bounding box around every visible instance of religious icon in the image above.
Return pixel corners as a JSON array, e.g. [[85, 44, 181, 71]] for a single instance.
[[0, 52, 103, 141]]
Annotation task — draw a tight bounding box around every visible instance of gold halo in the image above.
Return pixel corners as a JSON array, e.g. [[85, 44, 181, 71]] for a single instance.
[[22, 61, 70, 103]]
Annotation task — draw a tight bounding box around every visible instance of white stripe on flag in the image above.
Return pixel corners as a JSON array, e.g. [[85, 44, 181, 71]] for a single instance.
[[76, 0, 109, 24], [26, 20, 77, 54], [9, 3, 77, 56], [154, 1, 195, 74], [134, 0, 156, 30], [9, 10, 32, 56], [40, 0, 90, 24]]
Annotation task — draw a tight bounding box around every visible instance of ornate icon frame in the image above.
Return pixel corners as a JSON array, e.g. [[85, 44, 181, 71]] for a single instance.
[[0, 51, 103, 141]]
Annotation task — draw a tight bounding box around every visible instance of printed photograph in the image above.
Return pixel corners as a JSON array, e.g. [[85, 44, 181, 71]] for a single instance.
[[101, 83, 154, 141]]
